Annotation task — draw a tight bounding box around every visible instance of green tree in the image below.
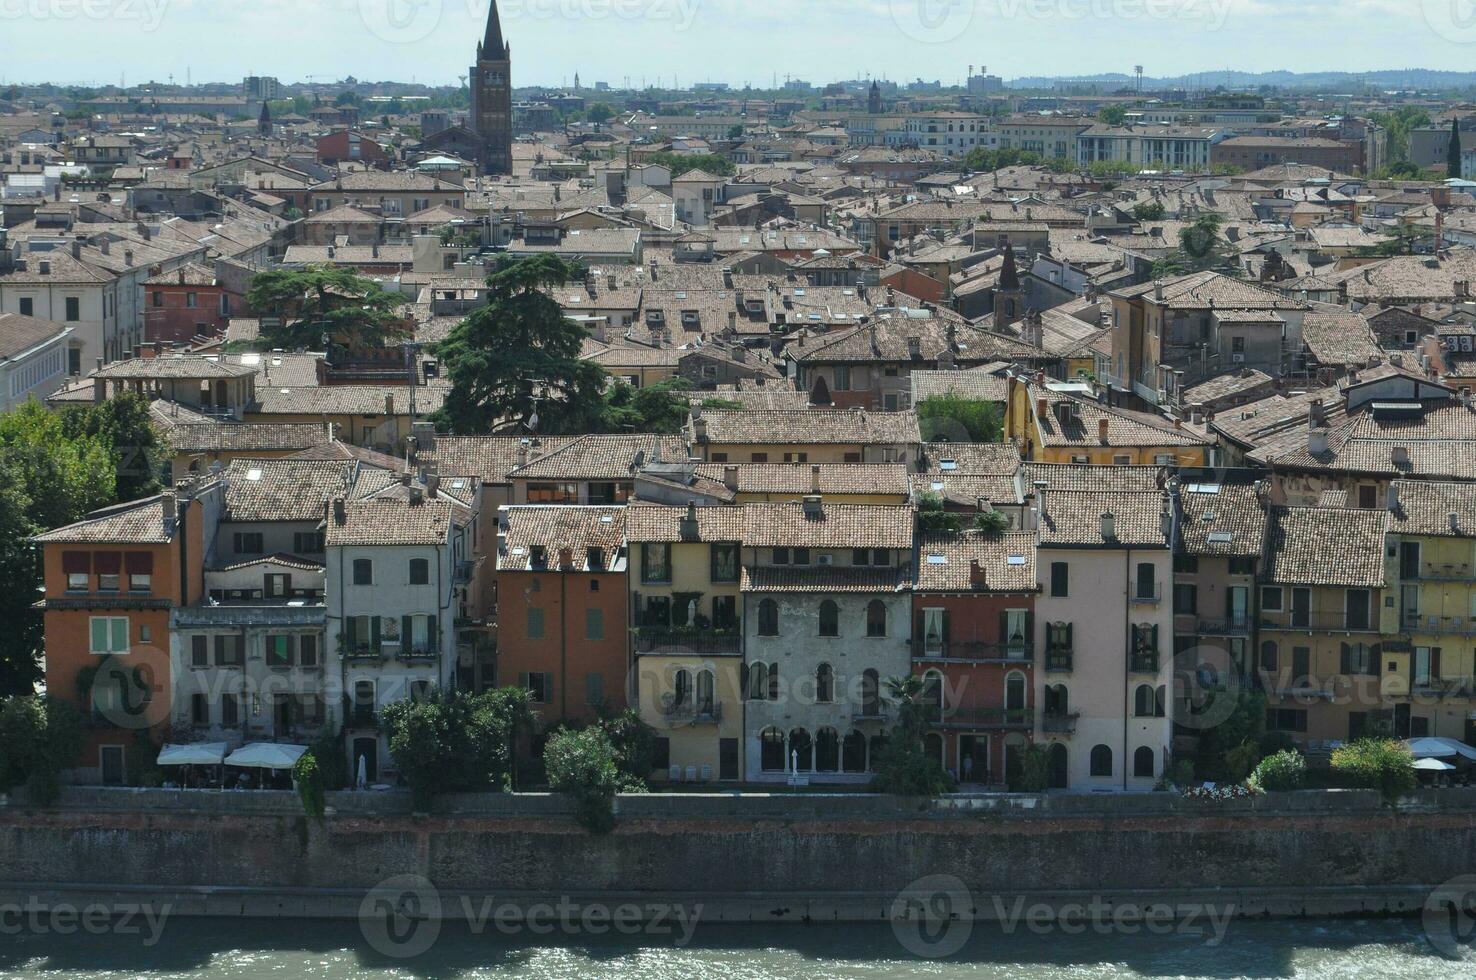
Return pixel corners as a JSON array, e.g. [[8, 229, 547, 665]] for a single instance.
[[309, 725, 348, 791], [1370, 106, 1431, 165], [380, 687, 533, 811], [1098, 105, 1127, 126], [0, 460, 41, 695], [1191, 688, 1267, 782], [598, 377, 693, 434], [0, 401, 116, 532], [916, 491, 964, 534], [1154, 213, 1233, 277], [293, 752, 325, 817], [642, 152, 735, 177], [1449, 117, 1463, 179], [917, 393, 1003, 443], [245, 266, 409, 352], [727, 124, 744, 139], [870, 675, 955, 797], [587, 103, 615, 127], [973, 509, 1011, 535], [59, 392, 163, 502], [544, 725, 622, 833], [434, 255, 608, 435], [0, 696, 85, 804], [1332, 738, 1416, 804], [1132, 200, 1167, 222], [1009, 743, 1051, 792]]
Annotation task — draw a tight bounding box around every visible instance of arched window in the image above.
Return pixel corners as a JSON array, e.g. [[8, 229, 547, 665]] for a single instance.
[[672, 668, 692, 707], [1134, 746, 1155, 779], [758, 599, 779, 637], [867, 733, 887, 772], [860, 669, 881, 718], [1047, 742, 1069, 789], [815, 727, 840, 772], [1005, 671, 1027, 712], [760, 727, 785, 771], [842, 731, 868, 773], [1134, 684, 1155, 717], [818, 600, 839, 637], [789, 728, 813, 772], [696, 669, 715, 713], [1044, 683, 1069, 716], [866, 599, 887, 637], [1154, 684, 1167, 718], [747, 662, 769, 701], [1090, 744, 1113, 778], [815, 663, 835, 703]]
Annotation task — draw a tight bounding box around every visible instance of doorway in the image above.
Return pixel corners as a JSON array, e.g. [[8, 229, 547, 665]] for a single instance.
[[352, 737, 378, 785], [719, 738, 738, 781], [100, 745, 126, 785], [959, 734, 989, 785]]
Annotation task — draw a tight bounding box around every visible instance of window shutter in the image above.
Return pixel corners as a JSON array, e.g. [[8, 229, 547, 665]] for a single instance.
[[402, 615, 412, 650], [1065, 622, 1074, 649], [215, 635, 226, 662], [1340, 643, 1351, 675], [1150, 624, 1159, 651], [1026, 612, 1035, 649], [345, 617, 358, 649], [370, 616, 382, 652], [1368, 643, 1381, 676], [914, 610, 924, 644], [999, 610, 1008, 644], [110, 619, 128, 651], [769, 663, 779, 701], [941, 609, 951, 642], [192, 635, 207, 665], [428, 616, 438, 650], [1432, 647, 1442, 679]]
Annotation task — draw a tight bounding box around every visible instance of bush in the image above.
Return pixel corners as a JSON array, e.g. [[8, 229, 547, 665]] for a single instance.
[[869, 676, 955, 798], [381, 687, 533, 811], [1331, 739, 1416, 804], [1010, 744, 1051, 792], [544, 726, 622, 833], [309, 726, 348, 791], [1249, 749, 1305, 792], [1170, 758, 1196, 789], [293, 753, 325, 818], [973, 510, 1010, 535], [1222, 741, 1260, 784], [0, 696, 84, 804], [916, 492, 964, 534]]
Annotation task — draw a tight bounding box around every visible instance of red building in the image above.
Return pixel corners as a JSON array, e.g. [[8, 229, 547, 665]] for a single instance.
[[144, 264, 238, 345], [493, 506, 630, 730], [317, 130, 389, 168], [912, 530, 1039, 787]]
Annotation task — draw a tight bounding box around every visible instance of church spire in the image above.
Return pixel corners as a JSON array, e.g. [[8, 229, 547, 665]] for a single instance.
[[479, 0, 508, 59], [998, 243, 1020, 291]]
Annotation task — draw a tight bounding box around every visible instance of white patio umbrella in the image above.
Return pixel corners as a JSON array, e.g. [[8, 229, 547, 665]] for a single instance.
[[157, 743, 228, 766], [1406, 737, 1476, 761], [1415, 758, 1457, 772], [224, 743, 308, 770]]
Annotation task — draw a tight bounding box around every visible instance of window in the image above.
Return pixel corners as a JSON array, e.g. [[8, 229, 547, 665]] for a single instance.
[[818, 600, 839, 637], [1345, 589, 1371, 631], [293, 532, 324, 553], [1135, 562, 1156, 600], [191, 693, 209, 726], [65, 297, 80, 321], [1261, 587, 1283, 611], [1266, 707, 1307, 732], [1174, 583, 1198, 613], [264, 574, 290, 599], [89, 617, 129, 655], [852, 548, 870, 566], [586, 608, 604, 641], [1174, 555, 1199, 574], [214, 635, 243, 667], [816, 663, 835, 703], [95, 552, 121, 591], [352, 559, 373, 585], [792, 547, 811, 566], [520, 672, 553, 703], [191, 635, 208, 667], [1090, 744, 1113, 778], [586, 672, 605, 706], [1134, 684, 1156, 717], [267, 635, 293, 668], [714, 595, 738, 630], [1341, 642, 1376, 676], [300, 635, 319, 667], [185, 292, 198, 308], [758, 598, 779, 636], [408, 558, 429, 585], [526, 607, 545, 640], [1050, 561, 1069, 597], [761, 727, 786, 771], [866, 600, 887, 637], [710, 543, 739, 583], [1134, 746, 1155, 779], [1259, 641, 1278, 672], [1357, 485, 1378, 510], [18, 297, 32, 316], [642, 543, 671, 584], [772, 547, 790, 566], [750, 452, 769, 463], [220, 694, 241, 727]]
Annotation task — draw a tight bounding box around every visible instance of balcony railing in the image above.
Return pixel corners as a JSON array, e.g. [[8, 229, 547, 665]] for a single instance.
[[1196, 615, 1252, 636], [853, 705, 888, 723], [930, 706, 1034, 729], [346, 707, 377, 728], [396, 646, 440, 664], [1130, 651, 1160, 674], [917, 640, 1032, 662], [1260, 613, 1379, 633], [1042, 711, 1080, 734], [1401, 615, 1476, 637], [635, 628, 740, 655], [1131, 585, 1163, 605], [661, 700, 722, 724], [1409, 562, 1474, 582], [1044, 649, 1074, 672]]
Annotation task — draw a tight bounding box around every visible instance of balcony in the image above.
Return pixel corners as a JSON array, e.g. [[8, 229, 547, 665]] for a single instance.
[[853, 705, 889, 724], [1401, 615, 1476, 637], [635, 628, 740, 656], [454, 561, 476, 585], [916, 640, 1032, 663], [346, 707, 377, 728], [397, 646, 440, 665], [1042, 711, 1080, 734], [1196, 615, 1252, 636], [1131, 585, 1163, 606], [661, 700, 722, 724], [1409, 562, 1474, 582], [1260, 612, 1379, 634], [344, 646, 386, 663], [1130, 651, 1160, 674], [1044, 649, 1074, 672], [931, 707, 1034, 730]]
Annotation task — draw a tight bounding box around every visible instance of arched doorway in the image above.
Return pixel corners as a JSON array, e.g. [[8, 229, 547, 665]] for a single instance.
[[1046, 742, 1068, 790]]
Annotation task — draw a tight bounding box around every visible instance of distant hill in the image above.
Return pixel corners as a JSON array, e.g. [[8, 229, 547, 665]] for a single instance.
[[1008, 69, 1476, 92]]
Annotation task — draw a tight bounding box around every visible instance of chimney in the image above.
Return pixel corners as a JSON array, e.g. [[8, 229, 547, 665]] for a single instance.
[[723, 464, 739, 491], [1101, 511, 1116, 541], [384, 393, 394, 415], [408, 486, 424, 506], [558, 547, 574, 570], [38, 260, 50, 276], [1152, 281, 1164, 302], [1033, 480, 1048, 522], [969, 558, 988, 590], [1097, 417, 1110, 444], [426, 473, 441, 498], [802, 494, 823, 518], [71, 240, 82, 260], [1308, 416, 1329, 456], [692, 416, 708, 442], [1450, 511, 1461, 534], [161, 492, 177, 531], [332, 498, 347, 525], [1387, 482, 1401, 512], [1392, 446, 1410, 468], [124, 249, 134, 266], [810, 463, 822, 495], [1036, 397, 1049, 419], [679, 501, 700, 541]]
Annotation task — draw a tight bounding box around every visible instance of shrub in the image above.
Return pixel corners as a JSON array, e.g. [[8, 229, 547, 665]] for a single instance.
[[1222, 741, 1260, 784], [1331, 738, 1416, 804], [309, 726, 348, 791], [294, 753, 325, 818], [973, 510, 1010, 535], [1169, 758, 1196, 789], [0, 696, 84, 804], [1010, 744, 1051, 793], [1249, 749, 1305, 792], [869, 676, 956, 798], [544, 726, 622, 833]]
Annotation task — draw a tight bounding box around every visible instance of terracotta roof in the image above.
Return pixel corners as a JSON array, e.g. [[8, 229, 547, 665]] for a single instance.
[[1174, 481, 1268, 557], [166, 422, 331, 455], [326, 497, 455, 547], [35, 493, 178, 544], [1262, 506, 1387, 587], [497, 505, 626, 571], [624, 503, 745, 543], [420, 436, 577, 485], [694, 462, 911, 497], [911, 369, 1009, 403], [0, 311, 70, 360], [914, 531, 1038, 592], [1389, 480, 1476, 538], [692, 408, 921, 446], [741, 565, 911, 593], [742, 502, 914, 550], [1038, 489, 1167, 548], [921, 442, 1021, 475], [509, 434, 687, 481], [1022, 461, 1165, 492], [913, 473, 1018, 507], [221, 458, 357, 523]]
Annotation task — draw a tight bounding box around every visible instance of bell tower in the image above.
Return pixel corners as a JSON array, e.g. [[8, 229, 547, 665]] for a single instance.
[[470, 0, 513, 176]]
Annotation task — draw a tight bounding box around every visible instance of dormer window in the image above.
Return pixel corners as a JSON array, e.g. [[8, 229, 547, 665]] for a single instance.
[[680, 310, 700, 329], [646, 310, 665, 326], [530, 546, 548, 569]]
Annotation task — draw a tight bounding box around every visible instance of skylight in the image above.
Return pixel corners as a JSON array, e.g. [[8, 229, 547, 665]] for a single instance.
[[926, 554, 947, 565], [1007, 555, 1027, 565], [245, 468, 263, 481], [1207, 532, 1235, 544]]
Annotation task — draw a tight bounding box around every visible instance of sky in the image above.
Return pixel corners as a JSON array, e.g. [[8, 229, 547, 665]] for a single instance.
[[5, 0, 1476, 88]]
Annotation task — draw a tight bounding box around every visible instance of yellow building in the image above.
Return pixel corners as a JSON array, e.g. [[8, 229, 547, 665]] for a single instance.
[[1004, 375, 1213, 466], [625, 503, 747, 783]]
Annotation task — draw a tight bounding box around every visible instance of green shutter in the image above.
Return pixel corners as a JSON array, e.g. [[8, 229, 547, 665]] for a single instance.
[[428, 616, 438, 651], [402, 615, 412, 652], [345, 617, 358, 650], [370, 616, 382, 653], [111, 618, 128, 652]]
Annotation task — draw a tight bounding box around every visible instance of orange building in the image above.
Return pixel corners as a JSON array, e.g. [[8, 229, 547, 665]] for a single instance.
[[34, 479, 217, 783], [493, 506, 630, 729]]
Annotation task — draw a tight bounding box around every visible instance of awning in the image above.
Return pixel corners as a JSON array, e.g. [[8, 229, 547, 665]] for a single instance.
[[1406, 737, 1476, 761], [157, 742, 229, 766], [224, 743, 308, 770]]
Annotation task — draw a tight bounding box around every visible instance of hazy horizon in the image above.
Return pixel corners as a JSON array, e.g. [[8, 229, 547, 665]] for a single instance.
[[3, 0, 1476, 90]]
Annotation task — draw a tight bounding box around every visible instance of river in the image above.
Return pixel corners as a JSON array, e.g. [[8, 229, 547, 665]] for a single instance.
[[0, 916, 1469, 979]]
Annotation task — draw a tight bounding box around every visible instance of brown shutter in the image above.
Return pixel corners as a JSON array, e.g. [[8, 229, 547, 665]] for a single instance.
[[125, 552, 154, 574], [62, 551, 91, 575], [94, 552, 122, 574]]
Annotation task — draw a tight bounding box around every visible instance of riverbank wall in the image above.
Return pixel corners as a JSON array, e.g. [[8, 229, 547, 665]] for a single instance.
[[1, 787, 1473, 922]]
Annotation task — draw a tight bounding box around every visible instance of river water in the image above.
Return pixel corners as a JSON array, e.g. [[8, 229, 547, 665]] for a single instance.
[[0, 916, 1469, 979]]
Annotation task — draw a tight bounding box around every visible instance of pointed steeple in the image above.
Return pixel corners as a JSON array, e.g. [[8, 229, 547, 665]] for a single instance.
[[258, 100, 272, 136], [479, 0, 508, 59], [998, 242, 1020, 291]]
